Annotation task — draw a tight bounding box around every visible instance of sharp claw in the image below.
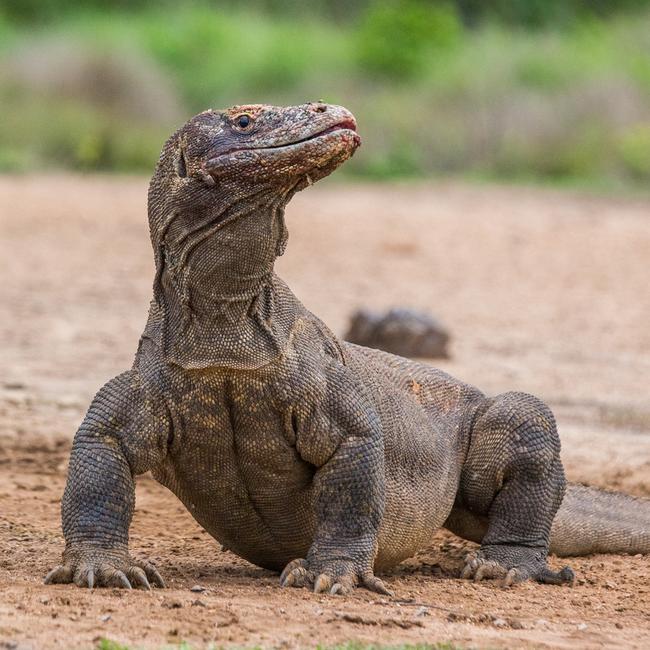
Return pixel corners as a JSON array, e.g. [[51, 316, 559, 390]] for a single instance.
[[87, 568, 94, 590], [280, 559, 305, 584], [474, 565, 488, 582], [504, 567, 519, 587], [44, 567, 59, 585], [45, 565, 72, 585], [362, 572, 392, 596], [115, 571, 132, 589], [535, 565, 575, 586], [130, 567, 151, 591], [44, 568, 58, 585], [464, 553, 478, 569], [314, 574, 333, 594], [280, 571, 296, 588], [145, 564, 166, 589], [372, 582, 392, 596], [461, 564, 473, 580]]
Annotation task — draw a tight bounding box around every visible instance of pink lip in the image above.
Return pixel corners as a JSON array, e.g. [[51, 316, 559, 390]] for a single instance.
[[309, 119, 361, 148], [315, 117, 357, 135], [280, 117, 358, 145]]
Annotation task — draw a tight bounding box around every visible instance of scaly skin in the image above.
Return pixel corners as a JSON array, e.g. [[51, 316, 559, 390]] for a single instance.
[[45, 103, 650, 594]]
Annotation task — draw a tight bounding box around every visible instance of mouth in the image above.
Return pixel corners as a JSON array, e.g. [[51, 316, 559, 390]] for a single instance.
[[273, 117, 359, 149]]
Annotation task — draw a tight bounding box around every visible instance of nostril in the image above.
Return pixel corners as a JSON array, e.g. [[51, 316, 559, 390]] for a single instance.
[[312, 103, 327, 113]]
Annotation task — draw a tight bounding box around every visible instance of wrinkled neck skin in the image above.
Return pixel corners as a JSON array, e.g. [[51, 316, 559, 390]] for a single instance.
[[146, 179, 299, 370], [157, 190, 287, 320]]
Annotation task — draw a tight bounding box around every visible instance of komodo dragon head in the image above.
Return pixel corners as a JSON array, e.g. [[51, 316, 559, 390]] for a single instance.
[[149, 103, 359, 210], [148, 102, 360, 259]]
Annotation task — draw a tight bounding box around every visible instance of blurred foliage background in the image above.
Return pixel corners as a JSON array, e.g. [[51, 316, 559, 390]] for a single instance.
[[1, 0, 650, 187]]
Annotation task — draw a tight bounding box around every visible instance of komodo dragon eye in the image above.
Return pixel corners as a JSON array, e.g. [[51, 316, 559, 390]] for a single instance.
[[235, 114, 252, 129]]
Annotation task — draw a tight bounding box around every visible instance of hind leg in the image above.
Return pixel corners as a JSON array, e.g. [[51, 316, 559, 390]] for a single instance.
[[458, 392, 574, 586]]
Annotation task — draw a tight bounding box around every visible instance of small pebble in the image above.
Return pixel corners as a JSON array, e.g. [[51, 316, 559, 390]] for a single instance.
[[493, 618, 507, 628], [190, 585, 205, 593], [577, 623, 588, 631], [100, 614, 111, 623]]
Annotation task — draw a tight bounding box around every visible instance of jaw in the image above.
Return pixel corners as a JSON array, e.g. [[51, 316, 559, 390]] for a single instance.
[[203, 127, 361, 188]]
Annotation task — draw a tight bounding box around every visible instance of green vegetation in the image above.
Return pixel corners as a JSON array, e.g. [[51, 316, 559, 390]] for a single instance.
[[95, 640, 463, 650], [1, 0, 650, 187], [356, 1, 462, 79], [97, 640, 132, 650], [96, 640, 197, 650]]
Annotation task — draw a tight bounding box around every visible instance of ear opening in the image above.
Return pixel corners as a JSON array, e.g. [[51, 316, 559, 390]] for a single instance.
[[175, 147, 187, 178]]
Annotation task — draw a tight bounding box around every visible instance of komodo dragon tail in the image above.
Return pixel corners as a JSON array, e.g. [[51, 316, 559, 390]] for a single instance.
[[549, 483, 650, 556]]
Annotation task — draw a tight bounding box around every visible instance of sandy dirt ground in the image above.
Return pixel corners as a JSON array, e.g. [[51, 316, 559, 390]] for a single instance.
[[1, 175, 649, 649]]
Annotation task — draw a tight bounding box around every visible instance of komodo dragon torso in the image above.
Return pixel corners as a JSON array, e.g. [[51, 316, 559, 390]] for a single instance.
[[46, 104, 650, 595]]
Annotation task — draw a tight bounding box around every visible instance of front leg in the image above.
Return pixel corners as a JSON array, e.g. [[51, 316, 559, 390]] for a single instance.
[[45, 371, 168, 589], [280, 365, 390, 596]]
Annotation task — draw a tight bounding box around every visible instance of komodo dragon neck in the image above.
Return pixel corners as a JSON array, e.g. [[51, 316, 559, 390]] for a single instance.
[[145, 183, 297, 370]]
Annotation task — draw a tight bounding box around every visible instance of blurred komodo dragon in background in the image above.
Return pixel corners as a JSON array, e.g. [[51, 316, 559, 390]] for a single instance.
[[345, 307, 450, 359], [45, 103, 650, 595]]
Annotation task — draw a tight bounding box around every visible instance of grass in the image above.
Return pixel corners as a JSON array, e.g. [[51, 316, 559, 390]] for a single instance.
[[95, 641, 465, 650], [1, 3, 650, 187]]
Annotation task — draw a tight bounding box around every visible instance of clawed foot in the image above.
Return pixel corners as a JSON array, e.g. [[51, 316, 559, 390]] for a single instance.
[[461, 547, 575, 587], [279, 558, 392, 596], [45, 547, 165, 590]]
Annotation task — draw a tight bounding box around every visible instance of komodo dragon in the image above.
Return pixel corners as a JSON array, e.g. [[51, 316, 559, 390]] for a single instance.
[[45, 103, 650, 595]]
